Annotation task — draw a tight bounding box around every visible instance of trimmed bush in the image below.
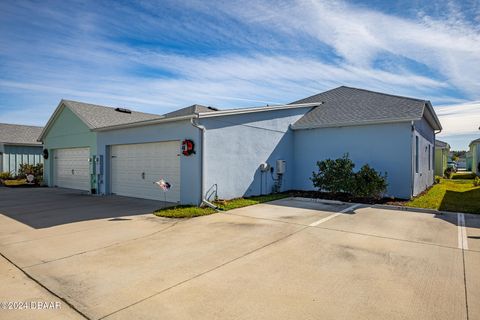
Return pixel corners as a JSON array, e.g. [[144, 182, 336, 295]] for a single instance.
[[17, 163, 43, 184], [352, 164, 388, 199], [311, 154, 388, 199], [310, 154, 355, 194], [444, 167, 454, 179], [0, 172, 12, 180], [474, 176, 480, 187]]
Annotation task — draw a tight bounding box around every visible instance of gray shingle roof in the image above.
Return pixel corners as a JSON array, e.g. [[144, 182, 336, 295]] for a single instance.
[[63, 100, 162, 129], [0, 123, 43, 145], [435, 140, 450, 149], [164, 104, 219, 118], [291, 86, 429, 129]]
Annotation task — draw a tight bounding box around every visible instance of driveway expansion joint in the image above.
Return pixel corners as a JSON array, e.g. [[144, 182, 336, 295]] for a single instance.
[[0, 252, 91, 320], [98, 225, 309, 319]]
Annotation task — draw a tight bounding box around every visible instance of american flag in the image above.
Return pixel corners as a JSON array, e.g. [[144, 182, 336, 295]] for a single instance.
[[155, 179, 171, 192]]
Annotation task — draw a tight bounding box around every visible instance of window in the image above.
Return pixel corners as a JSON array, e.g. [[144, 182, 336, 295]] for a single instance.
[[415, 136, 419, 173], [428, 145, 431, 170]]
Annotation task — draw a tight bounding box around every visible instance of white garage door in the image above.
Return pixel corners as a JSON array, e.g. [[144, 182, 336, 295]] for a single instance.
[[54, 148, 91, 191], [111, 141, 180, 202]]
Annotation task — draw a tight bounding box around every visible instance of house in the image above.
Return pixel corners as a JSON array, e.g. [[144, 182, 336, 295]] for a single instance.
[[466, 151, 472, 171], [434, 140, 450, 176], [0, 123, 44, 175], [39, 86, 442, 204], [37, 100, 162, 193], [470, 138, 480, 175]]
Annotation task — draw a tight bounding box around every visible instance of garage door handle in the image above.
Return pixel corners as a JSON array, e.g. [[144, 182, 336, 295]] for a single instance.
[[71, 169, 75, 175], [141, 172, 145, 179]]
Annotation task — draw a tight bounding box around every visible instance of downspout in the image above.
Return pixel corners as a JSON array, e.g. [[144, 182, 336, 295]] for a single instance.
[[190, 117, 218, 209]]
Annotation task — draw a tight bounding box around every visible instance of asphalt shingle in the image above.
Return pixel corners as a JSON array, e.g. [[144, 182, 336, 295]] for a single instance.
[[0, 123, 43, 145], [291, 86, 428, 129], [62, 100, 162, 129], [163, 104, 219, 118]]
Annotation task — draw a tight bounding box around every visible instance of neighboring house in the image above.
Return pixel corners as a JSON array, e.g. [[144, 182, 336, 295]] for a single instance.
[[434, 140, 450, 176], [466, 151, 472, 171], [0, 123, 43, 175], [39, 86, 442, 204], [470, 138, 480, 175]]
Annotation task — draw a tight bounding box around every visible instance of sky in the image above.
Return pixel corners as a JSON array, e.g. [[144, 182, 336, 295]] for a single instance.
[[0, 0, 479, 150]]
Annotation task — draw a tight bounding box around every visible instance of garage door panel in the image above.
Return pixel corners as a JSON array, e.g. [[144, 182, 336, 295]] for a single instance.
[[111, 141, 180, 202], [54, 148, 90, 191]]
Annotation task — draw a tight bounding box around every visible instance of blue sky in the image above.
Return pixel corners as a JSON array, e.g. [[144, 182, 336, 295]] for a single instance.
[[0, 0, 479, 150]]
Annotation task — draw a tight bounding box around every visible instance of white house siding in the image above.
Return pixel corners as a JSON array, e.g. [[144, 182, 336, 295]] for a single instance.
[[413, 117, 435, 196], [293, 122, 413, 199]]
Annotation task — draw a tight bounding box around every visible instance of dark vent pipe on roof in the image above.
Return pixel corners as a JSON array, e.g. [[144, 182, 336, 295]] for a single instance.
[[115, 107, 132, 114]]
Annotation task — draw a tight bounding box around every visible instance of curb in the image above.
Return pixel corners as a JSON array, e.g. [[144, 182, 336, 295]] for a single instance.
[[373, 204, 469, 216], [290, 197, 349, 206]]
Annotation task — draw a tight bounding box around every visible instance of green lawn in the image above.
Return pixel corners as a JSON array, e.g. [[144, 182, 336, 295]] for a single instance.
[[154, 193, 289, 218], [406, 179, 480, 214], [451, 172, 477, 179]]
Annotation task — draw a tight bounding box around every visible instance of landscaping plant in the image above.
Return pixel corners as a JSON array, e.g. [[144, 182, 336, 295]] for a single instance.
[[352, 164, 388, 199], [311, 154, 388, 199], [310, 154, 355, 194], [0, 172, 12, 180], [474, 176, 480, 187], [444, 167, 454, 179], [17, 163, 43, 184]]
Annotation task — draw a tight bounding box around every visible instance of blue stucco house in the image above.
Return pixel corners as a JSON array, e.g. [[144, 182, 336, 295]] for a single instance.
[[39, 86, 442, 204], [0, 123, 44, 175]]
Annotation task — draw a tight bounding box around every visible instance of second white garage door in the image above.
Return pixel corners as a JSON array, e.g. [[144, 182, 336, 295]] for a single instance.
[[54, 147, 91, 191], [111, 141, 181, 202]]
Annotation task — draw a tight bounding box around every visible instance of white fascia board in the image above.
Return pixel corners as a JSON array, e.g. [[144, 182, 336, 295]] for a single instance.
[[197, 102, 320, 118], [92, 115, 196, 132], [291, 118, 418, 130]]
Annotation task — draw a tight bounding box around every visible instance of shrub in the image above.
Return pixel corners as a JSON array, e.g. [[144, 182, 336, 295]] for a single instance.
[[474, 176, 480, 187], [444, 167, 453, 179], [434, 176, 442, 184], [352, 164, 388, 199], [0, 172, 12, 180], [310, 154, 355, 194], [17, 163, 43, 183]]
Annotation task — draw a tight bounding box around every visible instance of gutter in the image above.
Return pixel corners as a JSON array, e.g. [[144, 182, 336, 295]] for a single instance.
[[93, 115, 196, 132], [190, 117, 218, 209], [197, 102, 320, 118]]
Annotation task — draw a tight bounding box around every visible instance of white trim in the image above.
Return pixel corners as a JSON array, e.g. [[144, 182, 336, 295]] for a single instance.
[[197, 102, 320, 118], [93, 115, 195, 132]]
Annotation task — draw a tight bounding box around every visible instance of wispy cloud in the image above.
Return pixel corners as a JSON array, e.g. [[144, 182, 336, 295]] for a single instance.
[[0, 0, 479, 151]]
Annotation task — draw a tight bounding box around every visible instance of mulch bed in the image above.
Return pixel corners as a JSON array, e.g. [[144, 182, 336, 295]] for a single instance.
[[289, 190, 405, 205]]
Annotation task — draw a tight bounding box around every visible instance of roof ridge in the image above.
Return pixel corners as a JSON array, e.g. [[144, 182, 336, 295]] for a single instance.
[[61, 99, 162, 117], [0, 123, 43, 128], [341, 86, 427, 103]]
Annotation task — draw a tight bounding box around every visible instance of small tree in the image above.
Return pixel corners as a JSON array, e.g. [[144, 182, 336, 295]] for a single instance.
[[310, 154, 355, 194], [352, 164, 388, 199]]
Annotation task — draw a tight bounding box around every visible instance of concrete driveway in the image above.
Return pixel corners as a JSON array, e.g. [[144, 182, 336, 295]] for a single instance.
[[0, 188, 478, 320]]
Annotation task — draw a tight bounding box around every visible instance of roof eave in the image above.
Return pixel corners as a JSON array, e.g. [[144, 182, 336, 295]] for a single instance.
[[197, 102, 320, 119], [424, 101, 442, 131], [291, 118, 417, 130], [92, 114, 196, 132], [1, 142, 42, 147]]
